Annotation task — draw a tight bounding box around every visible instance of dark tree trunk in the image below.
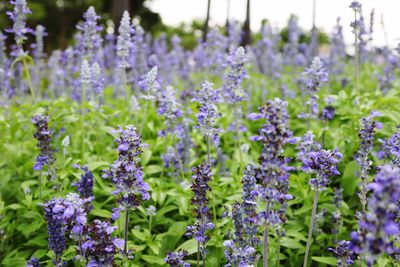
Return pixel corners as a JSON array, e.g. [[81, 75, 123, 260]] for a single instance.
[[111, 0, 131, 29], [241, 0, 251, 46], [203, 0, 212, 42]]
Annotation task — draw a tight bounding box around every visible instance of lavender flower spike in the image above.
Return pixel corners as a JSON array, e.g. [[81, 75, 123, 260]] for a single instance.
[[186, 163, 214, 266], [350, 165, 400, 266], [82, 219, 124, 266], [224, 166, 260, 267], [117, 11, 133, 68], [192, 81, 223, 150], [103, 125, 150, 218], [301, 136, 342, 267], [76, 6, 102, 60], [6, 0, 32, 56], [26, 258, 41, 267], [103, 125, 149, 255], [164, 250, 190, 267], [250, 98, 294, 267], [355, 111, 381, 217], [32, 114, 55, 171], [73, 164, 94, 198]]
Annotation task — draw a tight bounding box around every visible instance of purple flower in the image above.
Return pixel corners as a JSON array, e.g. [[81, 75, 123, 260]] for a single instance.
[[81, 219, 124, 266], [328, 240, 356, 266], [251, 98, 294, 225], [378, 125, 400, 168], [6, 0, 32, 56], [103, 125, 149, 219], [117, 11, 133, 68], [302, 145, 342, 191], [302, 57, 329, 94], [164, 250, 190, 267], [192, 81, 223, 146], [223, 46, 248, 104], [350, 165, 400, 266], [186, 163, 214, 258], [76, 6, 102, 61], [26, 257, 40, 267], [355, 111, 381, 215], [73, 164, 94, 198], [224, 165, 260, 266], [32, 114, 54, 171], [138, 66, 159, 101]]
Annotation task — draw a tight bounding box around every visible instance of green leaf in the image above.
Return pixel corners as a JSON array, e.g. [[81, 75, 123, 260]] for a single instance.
[[280, 237, 303, 249], [141, 255, 165, 265], [176, 239, 198, 255], [91, 209, 112, 218], [341, 161, 359, 196], [311, 256, 337, 265]]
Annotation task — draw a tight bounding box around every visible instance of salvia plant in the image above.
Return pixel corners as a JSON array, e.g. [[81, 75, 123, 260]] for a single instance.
[[2, 0, 400, 266]]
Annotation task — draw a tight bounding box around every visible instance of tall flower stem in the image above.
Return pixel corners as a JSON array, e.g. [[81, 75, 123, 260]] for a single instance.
[[263, 201, 271, 267], [141, 101, 149, 132], [197, 242, 200, 267], [354, 9, 360, 97], [124, 208, 130, 255], [81, 82, 86, 162], [122, 68, 131, 119], [303, 190, 319, 267], [22, 57, 36, 103], [233, 104, 243, 173], [206, 135, 217, 224]]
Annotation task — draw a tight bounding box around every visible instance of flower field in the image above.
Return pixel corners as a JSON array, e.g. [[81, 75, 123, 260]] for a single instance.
[[1, 0, 400, 266]]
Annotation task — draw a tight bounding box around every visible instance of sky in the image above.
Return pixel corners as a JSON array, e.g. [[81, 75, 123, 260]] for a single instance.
[[149, 0, 400, 47]]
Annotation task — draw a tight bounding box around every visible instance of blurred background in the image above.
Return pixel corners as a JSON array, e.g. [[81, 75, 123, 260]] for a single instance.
[[0, 0, 398, 51]]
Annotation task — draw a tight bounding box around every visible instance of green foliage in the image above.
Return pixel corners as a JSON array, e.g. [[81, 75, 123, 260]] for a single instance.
[[1, 60, 400, 267]]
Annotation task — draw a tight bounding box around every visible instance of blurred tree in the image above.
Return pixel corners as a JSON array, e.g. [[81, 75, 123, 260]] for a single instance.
[[241, 0, 251, 46], [0, 0, 162, 51], [202, 0, 211, 42]]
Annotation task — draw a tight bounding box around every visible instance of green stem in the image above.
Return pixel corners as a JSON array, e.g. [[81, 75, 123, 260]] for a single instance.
[[122, 68, 131, 118], [197, 242, 200, 267], [303, 190, 319, 267], [263, 201, 271, 267], [354, 10, 360, 97], [141, 101, 149, 132], [124, 209, 130, 255], [22, 58, 36, 103], [81, 82, 86, 162], [233, 104, 243, 174], [207, 135, 217, 225]]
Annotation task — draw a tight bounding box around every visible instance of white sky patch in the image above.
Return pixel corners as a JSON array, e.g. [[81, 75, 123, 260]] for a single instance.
[[149, 0, 400, 47]]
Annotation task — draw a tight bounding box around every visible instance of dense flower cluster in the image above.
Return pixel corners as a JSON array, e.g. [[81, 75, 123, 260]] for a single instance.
[[138, 66, 160, 101], [43, 193, 92, 266], [223, 46, 248, 104], [192, 81, 223, 146], [164, 250, 190, 267], [186, 163, 214, 258], [379, 125, 400, 167], [117, 11, 133, 68], [103, 125, 150, 220], [6, 0, 32, 56], [250, 98, 294, 225], [329, 240, 357, 267], [26, 257, 40, 267], [73, 164, 94, 198], [302, 57, 329, 94], [32, 114, 55, 171], [350, 165, 400, 266], [301, 145, 342, 191], [76, 6, 102, 61], [224, 165, 260, 266], [81, 220, 124, 266], [355, 111, 382, 214]]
